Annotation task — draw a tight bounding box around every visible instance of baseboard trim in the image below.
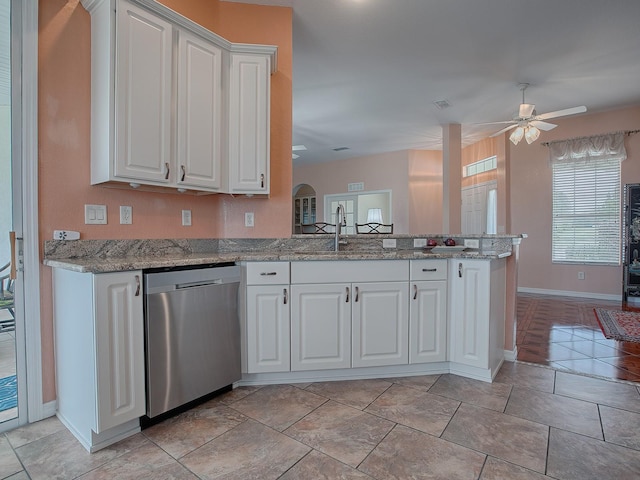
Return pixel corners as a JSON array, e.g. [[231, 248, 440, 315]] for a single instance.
[[42, 400, 57, 419], [518, 287, 621, 302], [504, 347, 517, 362]]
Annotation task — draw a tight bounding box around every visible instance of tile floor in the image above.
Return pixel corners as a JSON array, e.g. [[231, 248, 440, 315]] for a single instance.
[[2, 293, 640, 479]]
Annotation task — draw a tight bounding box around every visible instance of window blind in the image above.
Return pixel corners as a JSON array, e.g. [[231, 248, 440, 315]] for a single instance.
[[552, 158, 621, 264]]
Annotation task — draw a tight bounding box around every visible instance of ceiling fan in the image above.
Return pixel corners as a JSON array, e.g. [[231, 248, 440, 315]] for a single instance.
[[486, 84, 587, 144]]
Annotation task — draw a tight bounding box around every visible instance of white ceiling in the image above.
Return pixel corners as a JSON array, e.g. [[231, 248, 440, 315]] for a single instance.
[[224, 0, 640, 164]]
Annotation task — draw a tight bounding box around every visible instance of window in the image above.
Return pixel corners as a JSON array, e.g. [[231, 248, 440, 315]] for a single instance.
[[551, 134, 625, 265], [463, 155, 496, 178]]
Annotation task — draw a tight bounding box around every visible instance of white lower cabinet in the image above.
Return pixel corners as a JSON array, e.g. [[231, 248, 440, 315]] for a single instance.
[[448, 258, 506, 378], [53, 269, 145, 452], [243, 262, 290, 373], [290, 283, 351, 370], [409, 260, 448, 363], [352, 282, 408, 368]]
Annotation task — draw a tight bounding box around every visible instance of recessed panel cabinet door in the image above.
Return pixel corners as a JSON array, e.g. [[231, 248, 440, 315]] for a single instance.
[[352, 282, 409, 368], [176, 29, 223, 190], [246, 285, 290, 373], [228, 53, 270, 194], [409, 280, 447, 363], [115, 2, 172, 182], [290, 284, 351, 371], [93, 271, 145, 433]]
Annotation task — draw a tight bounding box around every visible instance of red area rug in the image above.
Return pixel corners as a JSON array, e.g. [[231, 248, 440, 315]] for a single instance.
[[594, 308, 640, 343]]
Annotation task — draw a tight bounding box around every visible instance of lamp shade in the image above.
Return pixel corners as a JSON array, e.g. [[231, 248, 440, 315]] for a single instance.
[[525, 125, 540, 144], [510, 126, 525, 145], [367, 208, 383, 223]]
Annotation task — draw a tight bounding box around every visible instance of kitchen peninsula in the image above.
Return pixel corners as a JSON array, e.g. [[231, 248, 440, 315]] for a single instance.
[[44, 233, 524, 451]]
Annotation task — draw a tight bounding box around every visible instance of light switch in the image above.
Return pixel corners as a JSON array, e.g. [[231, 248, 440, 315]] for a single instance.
[[85, 204, 107, 225]]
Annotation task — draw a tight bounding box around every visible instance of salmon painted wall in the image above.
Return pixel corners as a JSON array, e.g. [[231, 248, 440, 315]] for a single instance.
[[510, 105, 640, 298], [408, 149, 443, 234], [38, 0, 292, 403]]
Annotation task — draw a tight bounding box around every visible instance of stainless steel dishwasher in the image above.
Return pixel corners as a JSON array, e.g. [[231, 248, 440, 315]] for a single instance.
[[143, 263, 241, 422]]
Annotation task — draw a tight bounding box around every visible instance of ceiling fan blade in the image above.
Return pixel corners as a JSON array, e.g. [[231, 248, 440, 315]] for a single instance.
[[536, 106, 587, 120], [490, 124, 518, 137], [474, 120, 516, 125], [529, 120, 557, 131], [519, 103, 535, 118]]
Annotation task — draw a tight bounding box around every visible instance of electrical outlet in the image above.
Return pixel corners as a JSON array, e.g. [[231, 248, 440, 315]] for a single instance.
[[464, 239, 480, 249], [578, 271, 585, 280], [182, 210, 192, 226], [245, 212, 255, 227], [413, 238, 427, 248], [382, 238, 397, 248], [120, 206, 132, 224]]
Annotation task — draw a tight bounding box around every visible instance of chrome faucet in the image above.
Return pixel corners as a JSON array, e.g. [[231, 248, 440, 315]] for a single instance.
[[335, 204, 347, 251]]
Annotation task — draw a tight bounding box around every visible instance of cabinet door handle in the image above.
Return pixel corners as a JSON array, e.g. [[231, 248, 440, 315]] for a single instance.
[[260, 173, 265, 188], [355, 286, 359, 302], [422, 268, 437, 272], [413, 284, 418, 300], [283, 288, 288, 305], [458, 262, 463, 278], [260, 272, 278, 276], [180, 165, 186, 182], [345, 286, 350, 302], [134, 275, 141, 297], [164, 162, 170, 180]]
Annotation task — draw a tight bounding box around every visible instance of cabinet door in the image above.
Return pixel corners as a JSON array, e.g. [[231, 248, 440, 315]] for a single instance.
[[228, 53, 270, 194], [449, 260, 490, 368], [352, 282, 409, 368], [246, 285, 290, 373], [116, 1, 172, 183], [410, 280, 447, 363], [176, 29, 223, 190], [290, 284, 351, 371], [93, 271, 145, 433]]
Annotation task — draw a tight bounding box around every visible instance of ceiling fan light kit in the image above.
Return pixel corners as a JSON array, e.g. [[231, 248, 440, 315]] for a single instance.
[[489, 83, 587, 145]]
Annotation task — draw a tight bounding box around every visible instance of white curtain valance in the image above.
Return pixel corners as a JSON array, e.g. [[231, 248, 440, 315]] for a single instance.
[[548, 132, 627, 164]]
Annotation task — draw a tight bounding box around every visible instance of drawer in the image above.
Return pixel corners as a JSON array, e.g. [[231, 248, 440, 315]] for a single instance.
[[410, 259, 448, 281], [245, 262, 290, 285]]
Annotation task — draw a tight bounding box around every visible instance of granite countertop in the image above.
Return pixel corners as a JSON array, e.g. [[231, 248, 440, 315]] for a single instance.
[[43, 248, 511, 274]]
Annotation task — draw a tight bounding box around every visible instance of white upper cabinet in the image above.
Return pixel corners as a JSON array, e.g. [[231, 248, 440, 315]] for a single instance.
[[176, 29, 223, 190], [115, 2, 173, 184], [82, 0, 276, 195], [227, 53, 270, 194]]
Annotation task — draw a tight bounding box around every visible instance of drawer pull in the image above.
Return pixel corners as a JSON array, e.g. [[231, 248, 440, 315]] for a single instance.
[[260, 272, 278, 276], [422, 268, 437, 272], [134, 275, 141, 297], [345, 286, 350, 302], [413, 284, 417, 300], [283, 288, 288, 305]]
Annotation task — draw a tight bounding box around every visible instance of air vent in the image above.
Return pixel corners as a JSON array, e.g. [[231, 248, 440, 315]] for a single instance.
[[433, 99, 452, 110], [333, 147, 350, 152]]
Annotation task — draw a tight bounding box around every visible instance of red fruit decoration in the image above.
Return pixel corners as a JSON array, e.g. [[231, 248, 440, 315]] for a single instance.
[[444, 238, 456, 246]]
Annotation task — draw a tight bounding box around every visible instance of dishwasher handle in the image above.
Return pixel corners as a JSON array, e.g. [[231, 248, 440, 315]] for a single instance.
[[175, 279, 225, 289]]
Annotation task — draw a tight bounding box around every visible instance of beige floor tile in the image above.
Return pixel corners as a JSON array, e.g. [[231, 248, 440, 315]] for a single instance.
[[143, 401, 247, 458], [304, 378, 392, 410], [600, 405, 640, 450], [279, 450, 374, 479], [386, 374, 441, 390], [3, 471, 29, 480], [181, 419, 309, 480], [0, 436, 22, 479], [284, 400, 394, 467], [76, 441, 198, 479], [215, 385, 264, 404], [230, 384, 327, 431], [547, 427, 640, 479], [364, 383, 459, 436], [479, 456, 550, 480], [494, 361, 556, 393], [505, 385, 602, 439], [6, 416, 66, 449], [428, 374, 512, 412], [554, 371, 640, 412], [359, 424, 486, 479], [16, 429, 148, 480], [442, 403, 549, 473]]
